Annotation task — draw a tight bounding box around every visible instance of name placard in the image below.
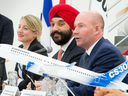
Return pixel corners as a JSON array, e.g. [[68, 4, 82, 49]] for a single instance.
[[21, 90, 46, 96], [1, 85, 20, 96]]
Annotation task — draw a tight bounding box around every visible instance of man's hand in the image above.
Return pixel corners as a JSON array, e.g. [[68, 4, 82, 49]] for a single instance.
[[2, 83, 7, 90], [35, 81, 42, 91], [26, 82, 31, 90], [94, 87, 128, 96]]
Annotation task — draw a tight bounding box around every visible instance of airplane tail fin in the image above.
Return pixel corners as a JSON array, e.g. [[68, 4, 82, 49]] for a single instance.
[[98, 61, 128, 91], [103, 60, 128, 82]]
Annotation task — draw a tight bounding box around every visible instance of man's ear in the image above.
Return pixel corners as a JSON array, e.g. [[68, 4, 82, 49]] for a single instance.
[[94, 25, 100, 35]]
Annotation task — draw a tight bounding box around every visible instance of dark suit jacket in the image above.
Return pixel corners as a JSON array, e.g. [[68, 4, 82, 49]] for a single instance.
[[0, 14, 14, 80], [68, 37, 127, 96], [52, 38, 85, 66], [15, 39, 48, 91], [0, 14, 14, 44]]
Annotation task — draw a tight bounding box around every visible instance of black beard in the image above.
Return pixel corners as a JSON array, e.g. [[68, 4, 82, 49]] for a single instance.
[[50, 28, 72, 45]]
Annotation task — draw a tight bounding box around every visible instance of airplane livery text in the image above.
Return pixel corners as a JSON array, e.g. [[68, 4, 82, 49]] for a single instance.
[[109, 61, 128, 78]]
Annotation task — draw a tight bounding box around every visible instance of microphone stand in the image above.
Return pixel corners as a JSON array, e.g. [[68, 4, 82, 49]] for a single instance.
[[19, 65, 35, 90], [30, 73, 35, 90]]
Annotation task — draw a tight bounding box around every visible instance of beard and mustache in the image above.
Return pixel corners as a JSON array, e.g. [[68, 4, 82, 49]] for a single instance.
[[50, 28, 73, 45]]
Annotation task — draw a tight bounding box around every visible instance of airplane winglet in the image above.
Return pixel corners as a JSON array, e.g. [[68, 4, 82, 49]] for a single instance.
[[66, 62, 76, 67]]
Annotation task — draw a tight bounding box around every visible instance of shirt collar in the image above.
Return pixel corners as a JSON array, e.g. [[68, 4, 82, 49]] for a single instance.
[[61, 37, 74, 52], [86, 37, 102, 55], [23, 45, 30, 50]]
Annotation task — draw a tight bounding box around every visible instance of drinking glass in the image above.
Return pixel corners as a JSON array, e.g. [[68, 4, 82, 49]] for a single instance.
[[8, 71, 17, 86]]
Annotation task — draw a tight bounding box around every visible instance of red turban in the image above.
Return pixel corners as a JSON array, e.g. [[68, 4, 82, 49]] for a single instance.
[[49, 4, 79, 30]]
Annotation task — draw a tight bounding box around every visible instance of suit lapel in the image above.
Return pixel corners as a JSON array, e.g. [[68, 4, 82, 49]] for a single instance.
[[52, 52, 58, 59], [61, 39, 76, 61], [90, 37, 105, 56], [86, 37, 105, 68], [28, 39, 38, 51]]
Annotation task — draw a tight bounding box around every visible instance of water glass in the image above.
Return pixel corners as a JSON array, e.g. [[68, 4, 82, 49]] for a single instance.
[[8, 71, 17, 86]]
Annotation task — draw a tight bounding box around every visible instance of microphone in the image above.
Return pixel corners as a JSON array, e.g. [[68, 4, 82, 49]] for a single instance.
[[35, 46, 53, 53]]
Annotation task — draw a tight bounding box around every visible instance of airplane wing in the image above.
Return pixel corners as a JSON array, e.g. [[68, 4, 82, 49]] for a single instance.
[[107, 81, 128, 92]]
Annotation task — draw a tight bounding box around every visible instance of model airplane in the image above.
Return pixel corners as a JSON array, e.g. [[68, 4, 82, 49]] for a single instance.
[[0, 44, 128, 92]]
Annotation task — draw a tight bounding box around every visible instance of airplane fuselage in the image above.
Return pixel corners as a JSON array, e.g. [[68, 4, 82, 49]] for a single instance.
[[1, 44, 128, 90], [0, 44, 101, 86]]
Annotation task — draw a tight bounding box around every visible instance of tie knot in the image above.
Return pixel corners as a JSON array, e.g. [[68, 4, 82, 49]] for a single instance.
[[57, 49, 64, 60], [58, 49, 64, 55], [84, 53, 89, 60]]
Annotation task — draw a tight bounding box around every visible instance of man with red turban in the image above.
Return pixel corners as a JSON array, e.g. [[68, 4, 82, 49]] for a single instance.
[[26, 4, 85, 94], [49, 4, 84, 66], [48, 4, 85, 96]]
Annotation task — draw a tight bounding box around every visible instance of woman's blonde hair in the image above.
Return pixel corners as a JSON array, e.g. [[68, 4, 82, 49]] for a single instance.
[[21, 14, 42, 41]]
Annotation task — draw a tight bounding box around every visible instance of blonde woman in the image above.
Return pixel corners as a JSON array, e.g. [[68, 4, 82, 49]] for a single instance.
[[3, 15, 47, 91]]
